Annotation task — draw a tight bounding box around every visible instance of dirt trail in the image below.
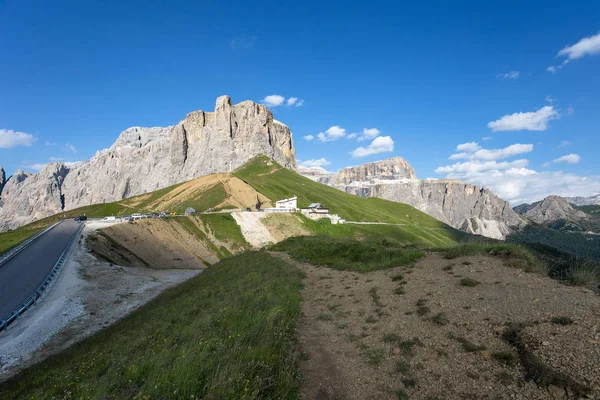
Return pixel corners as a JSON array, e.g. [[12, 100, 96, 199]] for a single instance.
[[270, 252, 600, 400]]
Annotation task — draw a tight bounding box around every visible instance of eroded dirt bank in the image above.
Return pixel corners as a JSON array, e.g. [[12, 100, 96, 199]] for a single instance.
[[272, 252, 600, 400]]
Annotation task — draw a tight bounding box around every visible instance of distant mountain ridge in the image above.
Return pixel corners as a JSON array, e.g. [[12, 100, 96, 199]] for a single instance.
[[565, 194, 600, 206], [300, 157, 526, 239], [0, 96, 297, 231], [514, 195, 589, 225]]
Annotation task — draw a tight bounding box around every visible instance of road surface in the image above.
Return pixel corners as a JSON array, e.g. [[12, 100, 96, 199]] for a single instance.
[[0, 220, 80, 319]]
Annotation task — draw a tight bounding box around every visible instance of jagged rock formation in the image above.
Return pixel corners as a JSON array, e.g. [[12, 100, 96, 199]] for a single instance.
[[565, 194, 600, 206], [301, 157, 526, 240], [0, 96, 297, 231], [514, 195, 589, 225]]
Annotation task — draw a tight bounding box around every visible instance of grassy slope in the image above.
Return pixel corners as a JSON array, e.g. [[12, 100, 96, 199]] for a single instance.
[[0, 252, 304, 399], [0, 227, 42, 255], [234, 156, 450, 229]]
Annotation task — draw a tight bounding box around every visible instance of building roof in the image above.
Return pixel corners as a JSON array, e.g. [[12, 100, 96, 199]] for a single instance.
[[307, 203, 326, 208]]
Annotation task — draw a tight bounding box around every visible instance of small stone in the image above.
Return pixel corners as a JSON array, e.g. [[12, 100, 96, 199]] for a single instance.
[[548, 384, 565, 399], [542, 341, 551, 346]]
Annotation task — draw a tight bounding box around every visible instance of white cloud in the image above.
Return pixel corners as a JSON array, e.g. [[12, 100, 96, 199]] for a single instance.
[[303, 135, 314, 141], [472, 144, 534, 161], [436, 143, 598, 204], [0, 129, 37, 149], [497, 71, 520, 79], [552, 153, 581, 164], [45, 141, 56, 146], [487, 106, 559, 132], [546, 65, 562, 73], [449, 142, 533, 161], [317, 126, 346, 142], [350, 136, 394, 158], [482, 136, 492, 141], [298, 158, 332, 168], [64, 143, 78, 153], [262, 95, 285, 107], [567, 106, 574, 115], [262, 95, 304, 108], [351, 128, 381, 141], [456, 142, 481, 153], [558, 140, 572, 148], [435, 159, 529, 174], [545, 95, 555, 104], [557, 32, 600, 61], [23, 163, 48, 172]]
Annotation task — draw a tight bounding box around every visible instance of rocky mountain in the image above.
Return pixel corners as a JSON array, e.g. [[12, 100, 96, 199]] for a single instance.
[[0, 96, 296, 231], [565, 194, 600, 206], [514, 195, 589, 225], [301, 157, 526, 240]]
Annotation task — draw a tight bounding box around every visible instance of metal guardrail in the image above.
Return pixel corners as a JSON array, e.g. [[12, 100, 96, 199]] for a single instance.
[[0, 222, 84, 332], [0, 220, 63, 268]]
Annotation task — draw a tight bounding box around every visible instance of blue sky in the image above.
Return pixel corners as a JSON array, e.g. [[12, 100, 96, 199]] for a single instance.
[[1, 0, 599, 204]]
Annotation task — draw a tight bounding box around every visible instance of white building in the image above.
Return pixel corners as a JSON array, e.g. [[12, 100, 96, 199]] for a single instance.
[[264, 196, 298, 213], [275, 196, 297, 210]]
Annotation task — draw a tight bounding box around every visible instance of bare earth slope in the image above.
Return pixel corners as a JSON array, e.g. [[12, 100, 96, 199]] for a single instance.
[[273, 252, 600, 399]]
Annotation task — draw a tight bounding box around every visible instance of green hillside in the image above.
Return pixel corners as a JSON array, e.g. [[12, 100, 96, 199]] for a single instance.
[[234, 156, 451, 229]]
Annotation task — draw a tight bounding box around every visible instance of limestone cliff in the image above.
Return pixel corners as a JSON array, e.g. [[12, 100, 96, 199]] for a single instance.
[[514, 195, 588, 225], [0, 96, 296, 231], [301, 157, 526, 240]]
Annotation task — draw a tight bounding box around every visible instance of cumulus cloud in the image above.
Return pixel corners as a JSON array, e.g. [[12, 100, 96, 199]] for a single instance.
[[435, 159, 529, 174], [350, 136, 394, 158], [0, 129, 37, 148], [303, 135, 314, 141], [456, 142, 481, 153], [449, 143, 533, 161], [436, 143, 597, 204], [261, 95, 285, 107], [497, 71, 520, 79], [261, 95, 304, 108], [552, 153, 581, 164], [317, 126, 346, 142], [348, 128, 381, 141], [298, 158, 332, 168], [487, 106, 559, 132]]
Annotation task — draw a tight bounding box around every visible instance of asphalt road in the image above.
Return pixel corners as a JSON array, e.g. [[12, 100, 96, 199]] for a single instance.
[[0, 220, 80, 319]]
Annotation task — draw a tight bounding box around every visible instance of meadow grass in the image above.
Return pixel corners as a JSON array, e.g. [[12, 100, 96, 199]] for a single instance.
[[0, 252, 304, 399]]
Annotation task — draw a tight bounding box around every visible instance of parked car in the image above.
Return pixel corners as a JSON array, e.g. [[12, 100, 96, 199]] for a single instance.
[[74, 216, 87, 222], [132, 213, 143, 220], [159, 212, 166, 217], [122, 216, 133, 221]]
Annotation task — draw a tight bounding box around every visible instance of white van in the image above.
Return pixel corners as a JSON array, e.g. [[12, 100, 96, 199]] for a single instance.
[[103, 216, 116, 221], [132, 213, 143, 220]]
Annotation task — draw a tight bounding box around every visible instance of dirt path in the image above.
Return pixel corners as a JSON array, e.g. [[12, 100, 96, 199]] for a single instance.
[[270, 252, 600, 399]]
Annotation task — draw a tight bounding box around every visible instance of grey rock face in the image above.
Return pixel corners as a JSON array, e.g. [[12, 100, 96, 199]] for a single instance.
[[0, 96, 297, 231], [301, 158, 526, 240], [565, 195, 600, 206], [336, 157, 416, 184], [516, 195, 588, 224]]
